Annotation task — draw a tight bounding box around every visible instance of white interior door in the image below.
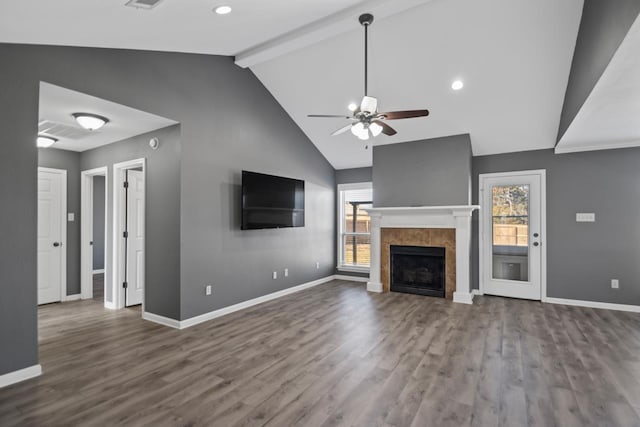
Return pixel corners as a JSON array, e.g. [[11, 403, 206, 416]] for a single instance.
[[125, 170, 144, 306], [37, 169, 65, 304], [481, 171, 545, 300]]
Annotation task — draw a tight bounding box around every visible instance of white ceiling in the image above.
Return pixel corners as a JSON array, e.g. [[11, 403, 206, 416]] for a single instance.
[[556, 14, 640, 154], [0, 0, 365, 56], [3, 0, 585, 168], [252, 0, 584, 169], [39, 82, 178, 152]]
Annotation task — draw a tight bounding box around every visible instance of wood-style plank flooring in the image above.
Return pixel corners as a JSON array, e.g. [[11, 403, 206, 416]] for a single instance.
[[2, 280, 640, 426], [93, 272, 104, 301]]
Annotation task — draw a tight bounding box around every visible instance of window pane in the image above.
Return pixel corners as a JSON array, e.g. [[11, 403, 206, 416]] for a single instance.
[[491, 185, 529, 281], [343, 234, 371, 266], [339, 185, 372, 269], [344, 203, 372, 234]]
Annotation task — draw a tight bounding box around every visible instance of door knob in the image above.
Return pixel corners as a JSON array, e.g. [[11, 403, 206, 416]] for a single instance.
[[533, 242, 539, 247], [53, 242, 60, 247], [533, 233, 539, 238]]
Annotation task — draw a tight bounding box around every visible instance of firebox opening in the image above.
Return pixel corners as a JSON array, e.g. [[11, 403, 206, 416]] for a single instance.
[[390, 245, 445, 298]]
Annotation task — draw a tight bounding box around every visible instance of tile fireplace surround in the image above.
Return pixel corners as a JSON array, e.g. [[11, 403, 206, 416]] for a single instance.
[[364, 206, 480, 304]]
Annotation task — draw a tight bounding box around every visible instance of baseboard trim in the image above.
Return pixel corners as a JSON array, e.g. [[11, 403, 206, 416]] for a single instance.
[[0, 364, 42, 388], [93, 269, 105, 274], [472, 289, 483, 296], [335, 274, 369, 283], [62, 294, 81, 302], [142, 311, 181, 329], [544, 297, 640, 313], [453, 291, 474, 304], [366, 282, 383, 293], [144, 275, 337, 330], [180, 275, 335, 329]]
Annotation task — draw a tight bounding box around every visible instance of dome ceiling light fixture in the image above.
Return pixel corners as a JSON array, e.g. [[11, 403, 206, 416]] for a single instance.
[[214, 5, 232, 15], [307, 13, 430, 146], [72, 113, 110, 131], [37, 135, 58, 148]]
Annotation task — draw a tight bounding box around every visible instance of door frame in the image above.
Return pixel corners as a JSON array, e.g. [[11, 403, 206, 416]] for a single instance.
[[80, 167, 108, 302], [113, 158, 146, 311], [478, 169, 547, 301], [37, 167, 67, 302]]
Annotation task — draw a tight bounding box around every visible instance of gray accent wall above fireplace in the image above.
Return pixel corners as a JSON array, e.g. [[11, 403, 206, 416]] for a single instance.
[[372, 134, 472, 207]]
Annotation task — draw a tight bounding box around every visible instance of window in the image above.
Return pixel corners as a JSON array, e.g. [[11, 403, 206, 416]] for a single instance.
[[338, 182, 372, 271]]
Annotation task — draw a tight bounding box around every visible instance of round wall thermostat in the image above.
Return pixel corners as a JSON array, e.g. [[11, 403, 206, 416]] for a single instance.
[[149, 137, 159, 150]]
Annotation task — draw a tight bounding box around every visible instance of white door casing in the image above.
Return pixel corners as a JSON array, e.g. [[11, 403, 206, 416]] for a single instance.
[[479, 170, 546, 300], [125, 170, 144, 306], [37, 168, 66, 305]]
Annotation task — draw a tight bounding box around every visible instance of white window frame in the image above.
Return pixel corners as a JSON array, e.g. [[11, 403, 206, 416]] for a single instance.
[[337, 182, 372, 273]]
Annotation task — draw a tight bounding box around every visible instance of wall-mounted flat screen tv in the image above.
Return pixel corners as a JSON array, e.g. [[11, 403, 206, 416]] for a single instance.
[[241, 171, 305, 230]]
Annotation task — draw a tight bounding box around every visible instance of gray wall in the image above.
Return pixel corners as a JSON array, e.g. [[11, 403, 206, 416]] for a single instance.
[[0, 42, 335, 374], [92, 176, 105, 271], [37, 148, 81, 296], [335, 167, 372, 184], [0, 72, 39, 375], [558, 0, 640, 140], [472, 147, 640, 305], [80, 125, 181, 317], [334, 167, 373, 279], [373, 134, 472, 207]]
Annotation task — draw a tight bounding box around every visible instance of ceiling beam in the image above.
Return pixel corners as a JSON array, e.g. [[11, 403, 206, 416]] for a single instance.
[[234, 0, 433, 68]]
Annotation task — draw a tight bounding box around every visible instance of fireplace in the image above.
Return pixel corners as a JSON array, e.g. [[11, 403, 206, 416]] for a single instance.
[[364, 205, 479, 304], [390, 245, 446, 297]]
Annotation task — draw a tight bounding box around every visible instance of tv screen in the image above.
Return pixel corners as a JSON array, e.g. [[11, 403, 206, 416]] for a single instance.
[[241, 171, 305, 230]]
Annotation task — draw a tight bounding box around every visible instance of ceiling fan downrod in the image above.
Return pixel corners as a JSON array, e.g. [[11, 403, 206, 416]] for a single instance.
[[359, 13, 374, 97]]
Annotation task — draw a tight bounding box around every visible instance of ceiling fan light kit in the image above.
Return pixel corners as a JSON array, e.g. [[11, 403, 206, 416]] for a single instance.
[[308, 13, 430, 146]]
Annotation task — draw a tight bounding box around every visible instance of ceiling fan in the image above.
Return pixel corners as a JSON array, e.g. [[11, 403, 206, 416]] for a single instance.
[[308, 13, 430, 143]]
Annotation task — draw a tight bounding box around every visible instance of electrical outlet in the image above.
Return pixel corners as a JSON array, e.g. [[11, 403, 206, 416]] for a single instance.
[[205, 285, 212, 295], [576, 213, 595, 222], [316, 262, 320, 269], [284, 268, 289, 277], [273, 271, 277, 280], [611, 279, 619, 289]]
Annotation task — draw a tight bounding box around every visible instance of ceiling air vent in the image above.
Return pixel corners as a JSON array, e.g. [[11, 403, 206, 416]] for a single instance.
[[125, 0, 165, 10], [38, 120, 91, 140]]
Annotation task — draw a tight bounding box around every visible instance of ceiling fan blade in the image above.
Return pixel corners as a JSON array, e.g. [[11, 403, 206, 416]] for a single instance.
[[308, 114, 353, 119], [372, 120, 397, 136], [331, 123, 354, 136], [379, 109, 430, 120]]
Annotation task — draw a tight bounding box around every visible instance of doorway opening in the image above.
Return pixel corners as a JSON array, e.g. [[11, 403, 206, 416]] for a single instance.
[[80, 167, 108, 304]]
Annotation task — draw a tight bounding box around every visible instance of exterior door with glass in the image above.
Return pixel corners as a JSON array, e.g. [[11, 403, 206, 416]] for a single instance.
[[480, 171, 545, 300]]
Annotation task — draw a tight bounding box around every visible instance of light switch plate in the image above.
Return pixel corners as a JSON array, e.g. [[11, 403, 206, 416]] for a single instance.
[[576, 213, 595, 222], [68, 213, 75, 222]]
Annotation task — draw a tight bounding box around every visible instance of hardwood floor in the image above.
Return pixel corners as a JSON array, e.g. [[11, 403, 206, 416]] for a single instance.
[[2, 279, 640, 426], [93, 272, 104, 301]]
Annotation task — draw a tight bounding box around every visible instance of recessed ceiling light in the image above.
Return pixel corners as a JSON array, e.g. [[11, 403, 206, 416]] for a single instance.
[[348, 102, 358, 112], [72, 113, 109, 131], [215, 5, 232, 15], [37, 135, 57, 148], [451, 80, 464, 91]]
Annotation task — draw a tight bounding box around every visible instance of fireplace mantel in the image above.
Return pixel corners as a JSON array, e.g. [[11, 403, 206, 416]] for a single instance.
[[364, 205, 480, 304]]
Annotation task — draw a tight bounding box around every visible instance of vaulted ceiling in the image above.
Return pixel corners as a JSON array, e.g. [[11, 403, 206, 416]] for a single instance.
[[1, 0, 586, 168]]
